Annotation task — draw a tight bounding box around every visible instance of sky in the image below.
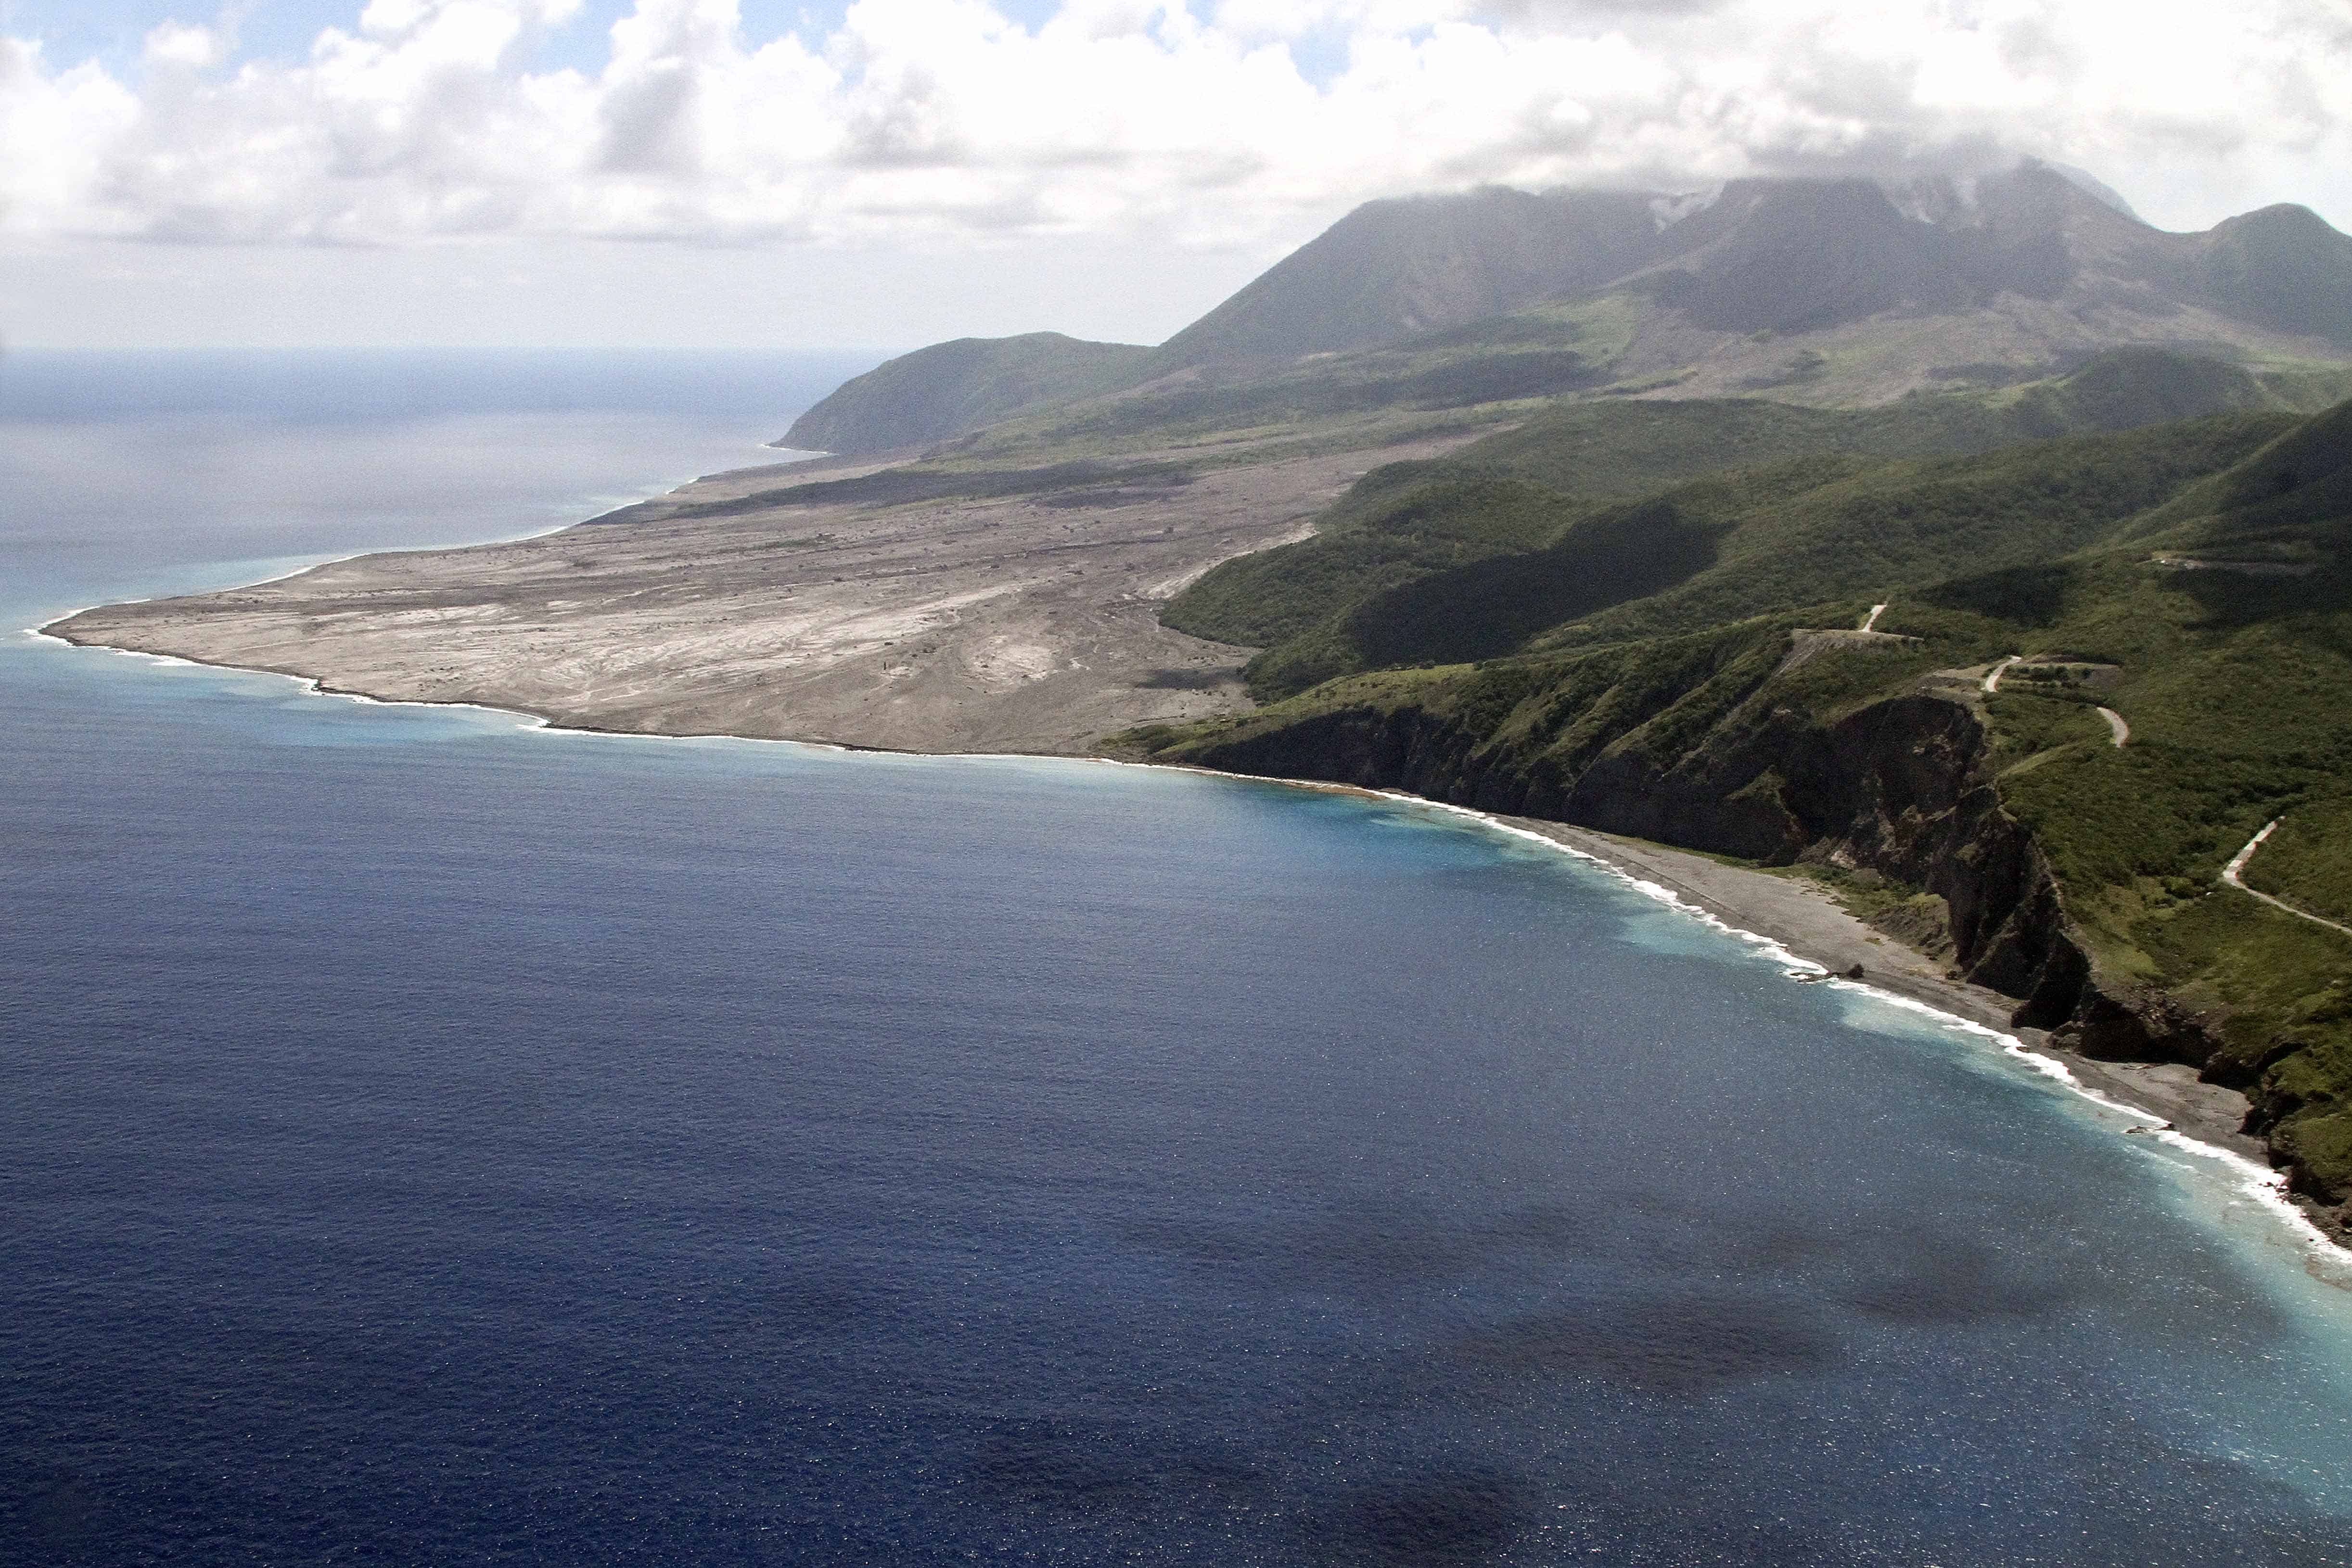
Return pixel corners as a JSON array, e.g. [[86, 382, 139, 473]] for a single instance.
[[2, 0, 2347, 350]]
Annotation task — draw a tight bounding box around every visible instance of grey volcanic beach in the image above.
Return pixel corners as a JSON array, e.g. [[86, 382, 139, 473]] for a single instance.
[[1495, 817, 2267, 1163]]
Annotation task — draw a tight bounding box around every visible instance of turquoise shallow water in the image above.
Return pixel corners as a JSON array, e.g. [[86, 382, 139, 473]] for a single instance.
[[4, 353, 2350, 1564]]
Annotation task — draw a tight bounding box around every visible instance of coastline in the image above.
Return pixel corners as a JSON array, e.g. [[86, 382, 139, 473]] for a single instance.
[[1404, 794, 2348, 1268], [1488, 816, 2271, 1157], [27, 599, 2349, 1267], [36, 425, 1495, 759], [1160, 768, 2286, 1160]]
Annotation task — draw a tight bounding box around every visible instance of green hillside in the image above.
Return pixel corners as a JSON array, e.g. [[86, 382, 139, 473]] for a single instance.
[[2246, 804, 2352, 926], [1460, 413, 2288, 655], [1166, 352, 2309, 699], [960, 293, 1646, 461], [2199, 204, 2352, 345], [1125, 400, 2352, 1208]]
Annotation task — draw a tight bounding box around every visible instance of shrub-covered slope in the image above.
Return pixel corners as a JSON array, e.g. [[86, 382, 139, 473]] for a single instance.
[[1166, 351, 2306, 699]]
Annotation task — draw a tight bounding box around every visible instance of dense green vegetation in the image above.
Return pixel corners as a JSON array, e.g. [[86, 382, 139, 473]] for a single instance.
[[2247, 804, 2352, 925], [1130, 397, 2352, 1205], [1160, 398, 1956, 663], [1525, 413, 2296, 649], [1154, 471, 1586, 656], [1167, 355, 2307, 700]]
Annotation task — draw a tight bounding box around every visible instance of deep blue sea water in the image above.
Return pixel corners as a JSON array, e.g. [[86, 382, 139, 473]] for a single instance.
[[3, 352, 2351, 1566]]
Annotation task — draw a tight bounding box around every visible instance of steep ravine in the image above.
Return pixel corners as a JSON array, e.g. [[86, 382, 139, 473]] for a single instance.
[[1165, 685, 2338, 1206]]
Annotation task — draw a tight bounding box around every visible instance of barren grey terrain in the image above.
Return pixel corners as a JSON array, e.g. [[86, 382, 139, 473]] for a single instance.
[[52, 431, 1487, 754]]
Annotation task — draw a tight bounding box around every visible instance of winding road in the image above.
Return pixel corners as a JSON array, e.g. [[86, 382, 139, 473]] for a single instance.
[[1981, 656, 2127, 745], [2221, 819, 2352, 939]]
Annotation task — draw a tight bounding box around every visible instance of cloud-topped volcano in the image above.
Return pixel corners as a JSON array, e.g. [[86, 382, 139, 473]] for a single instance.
[[1160, 164, 2352, 363], [786, 161, 2352, 453]]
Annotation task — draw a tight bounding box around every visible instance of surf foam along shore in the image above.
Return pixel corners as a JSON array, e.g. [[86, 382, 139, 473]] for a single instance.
[[1121, 762, 2350, 1274], [34, 599, 2352, 1273], [1381, 791, 2352, 1281]]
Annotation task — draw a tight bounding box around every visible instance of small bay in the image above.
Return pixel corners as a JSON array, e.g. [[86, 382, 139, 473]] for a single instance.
[[3, 353, 2348, 1565]]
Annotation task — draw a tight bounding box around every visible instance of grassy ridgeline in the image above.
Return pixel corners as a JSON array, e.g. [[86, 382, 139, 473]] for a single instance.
[[1132, 398, 2352, 1207]]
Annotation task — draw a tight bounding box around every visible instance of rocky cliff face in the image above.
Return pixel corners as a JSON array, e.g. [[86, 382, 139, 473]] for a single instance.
[[1178, 685, 2284, 1148]]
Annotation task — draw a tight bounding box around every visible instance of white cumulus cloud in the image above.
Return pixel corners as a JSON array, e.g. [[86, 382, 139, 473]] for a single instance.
[[0, 0, 2346, 253]]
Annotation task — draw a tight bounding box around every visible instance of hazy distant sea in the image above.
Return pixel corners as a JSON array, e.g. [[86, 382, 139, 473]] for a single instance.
[[4, 352, 2351, 1565]]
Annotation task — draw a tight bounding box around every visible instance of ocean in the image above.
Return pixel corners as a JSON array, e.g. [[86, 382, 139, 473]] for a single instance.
[[3, 351, 2349, 1565]]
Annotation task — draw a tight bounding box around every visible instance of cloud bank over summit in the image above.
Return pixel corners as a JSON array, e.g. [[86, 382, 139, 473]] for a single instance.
[[2, 0, 2346, 252]]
